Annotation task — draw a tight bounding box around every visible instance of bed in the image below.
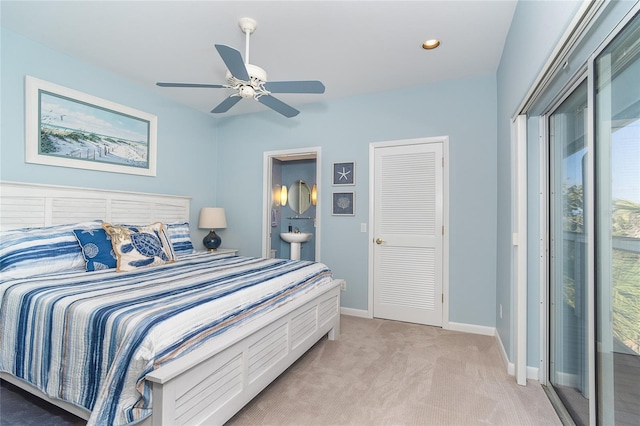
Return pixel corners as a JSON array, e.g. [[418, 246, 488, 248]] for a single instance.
[[0, 181, 342, 425]]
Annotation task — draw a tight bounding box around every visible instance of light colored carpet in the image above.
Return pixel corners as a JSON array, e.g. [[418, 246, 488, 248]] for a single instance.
[[228, 315, 561, 425]]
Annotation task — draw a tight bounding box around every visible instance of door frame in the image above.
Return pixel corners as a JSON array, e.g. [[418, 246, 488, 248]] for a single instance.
[[367, 136, 449, 327], [262, 147, 322, 261], [512, 114, 528, 386]]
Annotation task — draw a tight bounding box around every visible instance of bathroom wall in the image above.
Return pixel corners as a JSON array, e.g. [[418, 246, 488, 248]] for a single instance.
[[279, 159, 317, 261]]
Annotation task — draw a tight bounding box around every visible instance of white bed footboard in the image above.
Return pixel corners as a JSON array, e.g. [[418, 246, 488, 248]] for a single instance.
[[144, 280, 342, 426]]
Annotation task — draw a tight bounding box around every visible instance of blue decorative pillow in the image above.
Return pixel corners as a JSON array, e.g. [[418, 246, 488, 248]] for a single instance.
[[0, 220, 103, 279], [166, 222, 194, 257], [102, 222, 175, 272], [73, 228, 117, 271]]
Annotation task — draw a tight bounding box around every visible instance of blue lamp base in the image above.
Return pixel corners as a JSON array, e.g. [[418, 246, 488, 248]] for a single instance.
[[203, 229, 222, 251]]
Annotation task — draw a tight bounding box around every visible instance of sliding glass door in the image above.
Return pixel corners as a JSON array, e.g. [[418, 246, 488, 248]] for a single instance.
[[549, 79, 590, 425], [594, 16, 640, 426], [548, 11, 639, 426]]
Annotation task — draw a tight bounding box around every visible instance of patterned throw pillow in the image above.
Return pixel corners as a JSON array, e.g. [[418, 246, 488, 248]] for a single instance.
[[166, 222, 194, 257], [102, 222, 175, 272], [73, 228, 117, 271]]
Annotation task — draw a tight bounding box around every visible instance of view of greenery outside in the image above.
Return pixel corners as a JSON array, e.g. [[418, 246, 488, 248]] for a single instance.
[[563, 183, 640, 354], [561, 183, 582, 316], [611, 199, 640, 353]]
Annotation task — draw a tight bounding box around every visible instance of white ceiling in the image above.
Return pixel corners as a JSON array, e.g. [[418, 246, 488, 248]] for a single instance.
[[1, 1, 517, 117]]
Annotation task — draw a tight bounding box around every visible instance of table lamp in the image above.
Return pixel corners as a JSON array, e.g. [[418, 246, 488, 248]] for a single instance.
[[198, 207, 227, 251]]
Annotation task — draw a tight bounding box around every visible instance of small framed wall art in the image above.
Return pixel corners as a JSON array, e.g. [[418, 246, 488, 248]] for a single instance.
[[332, 161, 355, 185], [332, 191, 355, 216]]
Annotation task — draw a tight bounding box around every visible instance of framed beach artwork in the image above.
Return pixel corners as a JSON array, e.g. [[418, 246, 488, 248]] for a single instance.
[[25, 76, 157, 176], [332, 161, 355, 185], [332, 191, 355, 216]]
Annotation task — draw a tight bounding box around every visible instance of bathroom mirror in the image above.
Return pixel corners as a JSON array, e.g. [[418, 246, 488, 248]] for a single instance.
[[288, 180, 312, 214]]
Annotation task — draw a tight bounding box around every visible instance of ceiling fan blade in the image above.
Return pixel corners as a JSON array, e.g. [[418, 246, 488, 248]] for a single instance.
[[263, 80, 325, 94], [157, 82, 225, 88], [215, 44, 250, 81], [257, 95, 300, 118], [211, 95, 242, 114]]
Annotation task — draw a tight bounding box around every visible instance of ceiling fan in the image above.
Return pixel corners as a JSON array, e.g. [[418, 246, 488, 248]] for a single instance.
[[157, 17, 325, 118]]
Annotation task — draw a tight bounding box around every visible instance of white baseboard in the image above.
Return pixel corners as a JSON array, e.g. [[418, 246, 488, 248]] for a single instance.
[[447, 321, 495, 336], [340, 307, 370, 318], [495, 329, 540, 380], [339, 314, 498, 337], [495, 328, 511, 371], [528, 366, 540, 380]]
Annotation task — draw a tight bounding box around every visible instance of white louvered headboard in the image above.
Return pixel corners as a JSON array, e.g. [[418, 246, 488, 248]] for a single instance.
[[0, 181, 190, 230]]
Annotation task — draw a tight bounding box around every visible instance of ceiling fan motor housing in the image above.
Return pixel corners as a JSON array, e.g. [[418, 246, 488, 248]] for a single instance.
[[225, 64, 268, 97], [224, 64, 267, 82]]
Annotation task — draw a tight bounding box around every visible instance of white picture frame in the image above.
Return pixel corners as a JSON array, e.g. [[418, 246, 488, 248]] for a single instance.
[[25, 76, 157, 176]]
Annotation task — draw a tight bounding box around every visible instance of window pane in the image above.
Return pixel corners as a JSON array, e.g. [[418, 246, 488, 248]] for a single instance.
[[549, 79, 590, 426], [595, 12, 640, 426]]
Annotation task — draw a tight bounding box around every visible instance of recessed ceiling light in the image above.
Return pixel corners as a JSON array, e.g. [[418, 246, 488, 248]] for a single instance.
[[422, 39, 441, 50]]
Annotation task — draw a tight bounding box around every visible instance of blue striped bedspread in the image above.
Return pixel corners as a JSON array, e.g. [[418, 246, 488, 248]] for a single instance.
[[0, 253, 333, 425]]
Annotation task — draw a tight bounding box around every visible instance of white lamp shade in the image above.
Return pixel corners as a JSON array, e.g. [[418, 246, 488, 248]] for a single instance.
[[198, 207, 227, 229]]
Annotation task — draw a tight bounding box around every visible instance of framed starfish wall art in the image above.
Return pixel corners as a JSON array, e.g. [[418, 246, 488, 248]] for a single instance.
[[332, 161, 355, 185]]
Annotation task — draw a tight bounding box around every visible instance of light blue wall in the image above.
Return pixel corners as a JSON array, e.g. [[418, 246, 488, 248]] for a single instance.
[[216, 75, 498, 326], [0, 28, 218, 244]]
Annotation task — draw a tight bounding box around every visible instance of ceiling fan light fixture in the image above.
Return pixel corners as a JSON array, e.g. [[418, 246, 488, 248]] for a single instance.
[[239, 86, 255, 98], [422, 39, 441, 50]]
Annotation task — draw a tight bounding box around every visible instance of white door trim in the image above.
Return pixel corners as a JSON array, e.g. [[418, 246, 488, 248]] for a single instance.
[[368, 136, 449, 327], [512, 115, 528, 386]]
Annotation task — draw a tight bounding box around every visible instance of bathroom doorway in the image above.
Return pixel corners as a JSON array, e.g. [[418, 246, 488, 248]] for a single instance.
[[262, 147, 321, 261]]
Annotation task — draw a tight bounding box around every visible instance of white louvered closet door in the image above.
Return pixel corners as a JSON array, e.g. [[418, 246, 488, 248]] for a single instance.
[[373, 141, 443, 326]]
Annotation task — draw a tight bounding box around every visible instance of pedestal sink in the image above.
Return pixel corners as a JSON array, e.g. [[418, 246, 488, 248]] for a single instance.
[[280, 232, 312, 260]]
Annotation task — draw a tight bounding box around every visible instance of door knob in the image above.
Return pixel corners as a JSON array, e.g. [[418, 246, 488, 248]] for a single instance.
[[375, 238, 383, 245]]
